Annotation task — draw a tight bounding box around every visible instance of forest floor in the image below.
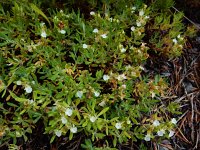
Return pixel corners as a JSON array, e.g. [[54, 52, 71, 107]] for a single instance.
[[26, 2, 200, 149]]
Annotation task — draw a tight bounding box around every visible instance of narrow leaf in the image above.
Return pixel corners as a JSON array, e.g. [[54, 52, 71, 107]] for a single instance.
[[9, 91, 27, 103], [30, 3, 50, 26], [97, 107, 109, 117]]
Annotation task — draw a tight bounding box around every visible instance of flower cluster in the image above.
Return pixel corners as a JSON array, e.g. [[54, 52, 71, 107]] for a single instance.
[[144, 118, 178, 141], [52, 103, 78, 137], [1, 0, 189, 147], [131, 5, 149, 37]]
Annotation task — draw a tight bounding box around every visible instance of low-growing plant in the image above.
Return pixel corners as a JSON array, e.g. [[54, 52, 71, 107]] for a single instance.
[[0, 0, 193, 148]]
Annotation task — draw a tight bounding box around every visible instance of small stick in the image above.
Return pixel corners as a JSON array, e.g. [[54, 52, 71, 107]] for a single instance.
[[172, 6, 200, 30], [194, 129, 199, 149]]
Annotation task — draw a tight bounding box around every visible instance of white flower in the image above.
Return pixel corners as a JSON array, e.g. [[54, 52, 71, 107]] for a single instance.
[[90, 116, 97, 123], [172, 38, 177, 44], [109, 17, 113, 22], [65, 108, 73, 116], [99, 100, 106, 107], [93, 28, 99, 33], [131, 71, 136, 76], [125, 65, 132, 70], [27, 45, 33, 52], [32, 81, 35, 84], [16, 81, 22, 85], [105, 13, 109, 17], [139, 66, 145, 70], [137, 49, 142, 54], [169, 130, 175, 137], [70, 126, 77, 133], [121, 84, 126, 89], [177, 34, 181, 38], [65, 14, 70, 18], [94, 91, 100, 97], [76, 91, 83, 98], [90, 11, 95, 15], [127, 120, 131, 124], [24, 85, 32, 93], [136, 21, 141, 27], [157, 129, 165, 136], [55, 130, 62, 137], [132, 6, 136, 10], [171, 118, 177, 124], [61, 116, 67, 124], [40, 22, 45, 27], [131, 26, 135, 31], [178, 44, 183, 48], [41, 31, 47, 38], [139, 10, 144, 16], [115, 122, 122, 129], [82, 44, 88, 49], [59, 29, 66, 34], [116, 74, 127, 81], [28, 99, 34, 104], [131, 6, 136, 13], [101, 34, 107, 39], [103, 75, 110, 81], [153, 120, 160, 127], [145, 16, 150, 19], [144, 134, 151, 141], [151, 92, 156, 98], [121, 47, 126, 53]]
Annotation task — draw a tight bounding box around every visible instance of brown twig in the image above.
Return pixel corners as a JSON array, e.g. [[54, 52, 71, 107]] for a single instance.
[[176, 127, 191, 144], [172, 6, 200, 30]]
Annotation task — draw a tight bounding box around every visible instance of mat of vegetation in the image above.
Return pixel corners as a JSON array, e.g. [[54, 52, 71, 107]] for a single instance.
[[0, 0, 198, 149]]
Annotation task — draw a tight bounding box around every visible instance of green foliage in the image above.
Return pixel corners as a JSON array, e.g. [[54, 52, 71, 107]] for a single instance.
[[167, 102, 182, 114], [147, 3, 188, 57], [30, 3, 51, 25], [81, 139, 118, 150], [0, 0, 192, 148], [152, 0, 175, 10]]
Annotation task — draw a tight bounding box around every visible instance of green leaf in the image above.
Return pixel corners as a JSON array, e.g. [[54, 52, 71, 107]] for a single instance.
[[7, 102, 18, 107], [7, 75, 16, 87], [23, 134, 28, 142], [97, 107, 109, 117], [26, 127, 32, 134], [69, 132, 73, 140], [131, 117, 139, 125], [9, 91, 27, 103], [33, 115, 42, 123], [106, 124, 108, 135], [96, 70, 103, 79], [1, 89, 7, 98], [30, 3, 50, 26], [96, 122, 103, 130], [155, 75, 160, 84], [50, 135, 56, 143], [82, 120, 88, 127], [123, 131, 131, 139], [92, 133, 95, 141], [95, 133, 105, 139], [41, 100, 50, 108], [20, 109, 26, 115], [113, 136, 117, 147]]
